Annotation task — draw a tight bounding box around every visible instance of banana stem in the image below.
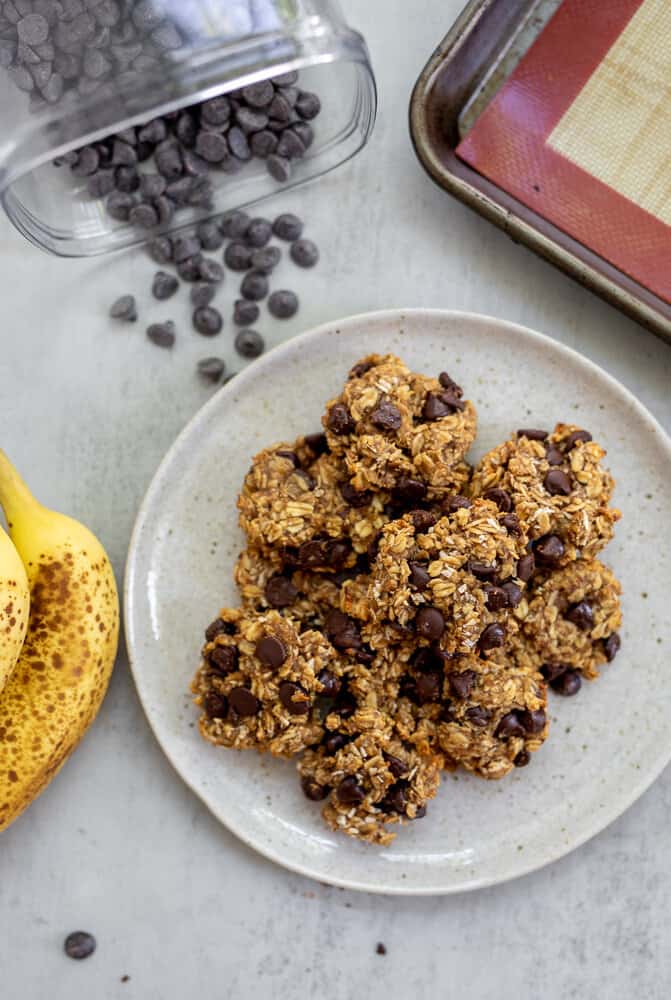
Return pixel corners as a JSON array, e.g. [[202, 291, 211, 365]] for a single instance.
[[0, 449, 40, 527]]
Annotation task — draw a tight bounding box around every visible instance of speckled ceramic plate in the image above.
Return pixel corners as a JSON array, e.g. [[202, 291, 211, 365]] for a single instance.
[[125, 309, 671, 895]]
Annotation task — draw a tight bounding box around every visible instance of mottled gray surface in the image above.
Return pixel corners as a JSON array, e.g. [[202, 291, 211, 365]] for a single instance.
[[1, 0, 671, 996]]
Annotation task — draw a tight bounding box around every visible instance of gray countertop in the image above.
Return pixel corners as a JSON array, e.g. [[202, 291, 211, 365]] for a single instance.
[[1, 1, 670, 997]]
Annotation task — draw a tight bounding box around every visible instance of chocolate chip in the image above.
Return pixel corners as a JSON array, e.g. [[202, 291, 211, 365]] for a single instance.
[[413, 804, 427, 820], [409, 561, 431, 590], [534, 534, 565, 565], [337, 775, 365, 805], [240, 270, 269, 301], [199, 257, 225, 284], [250, 130, 279, 157], [393, 477, 427, 503], [129, 202, 158, 229], [565, 601, 594, 630], [565, 429, 592, 450], [197, 356, 226, 384], [220, 210, 250, 239], [191, 283, 217, 309], [71, 145, 99, 176], [350, 359, 375, 378], [201, 96, 231, 126], [325, 610, 362, 651], [416, 671, 443, 704], [296, 90, 321, 119], [495, 711, 526, 739], [502, 513, 521, 535], [195, 129, 228, 163], [228, 686, 260, 716], [422, 392, 452, 421], [485, 586, 508, 611], [251, 246, 282, 274], [193, 307, 223, 337], [410, 510, 437, 532], [305, 432, 328, 455], [64, 931, 96, 961], [519, 708, 546, 734], [266, 154, 291, 182], [604, 632, 621, 662], [233, 299, 260, 326], [290, 238, 319, 267], [208, 646, 238, 675], [551, 670, 582, 696], [234, 329, 265, 359], [517, 553, 536, 582], [415, 606, 445, 641], [147, 236, 173, 265], [205, 618, 228, 641], [316, 669, 341, 698], [339, 482, 371, 508], [545, 469, 572, 496], [483, 488, 513, 512], [479, 623, 505, 651], [109, 294, 137, 322], [227, 125, 251, 160], [514, 750, 531, 767], [279, 680, 310, 715], [501, 581, 523, 608], [327, 403, 355, 435], [224, 241, 253, 271], [301, 776, 329, 801], [370, 400, 402, 431], [272, 71, 299, 86], [465, 705, 491, 727], [468, 561, 498, 581], [87, 168, 116, 198], [438, 372, 463, 395], [268, 289, 299, 319], [265, 575, 298, 608], [203, 691, 228, 719], [448, 669, 477, 699], [381, 782, 409, 814], [384, 753, 409, 778], [517, 428, 548, 440], [177, 255, 203, 283], [175, 238, 202, 266], [197, 221, 224, 252], [245, 218, 273, 248], [256, 636, 287, 668], [545, 446, 564, 466], [152, 271, 178, 301], [445, 495, 472, 513], [146, 321, 176, 349], [541, 662, 569, 682], [273, 212, 303, 241], [323, 732, 349, 755]]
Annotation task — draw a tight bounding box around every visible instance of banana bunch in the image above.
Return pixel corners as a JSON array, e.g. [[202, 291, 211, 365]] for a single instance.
[[0, 450, 119, 832]]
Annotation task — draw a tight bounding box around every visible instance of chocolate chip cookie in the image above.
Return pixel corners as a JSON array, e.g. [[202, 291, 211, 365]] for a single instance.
[[470, 425, 620, 566], [323, 354, 475, 498]]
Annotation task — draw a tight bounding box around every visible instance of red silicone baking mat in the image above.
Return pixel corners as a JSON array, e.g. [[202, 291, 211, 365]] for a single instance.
[[456, 0, 671, 304]]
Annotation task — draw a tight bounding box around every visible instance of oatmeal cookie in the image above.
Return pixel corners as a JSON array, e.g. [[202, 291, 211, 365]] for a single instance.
[[470, 425, 620, 566], [298, 716, 443, 846], [507, 558, 622, 694], [238, 436, 389, 570], [366, 501, 528, 655], [192, 607, 349, 757], [322, 354, 475, 497], [389, 646, 549, 779]]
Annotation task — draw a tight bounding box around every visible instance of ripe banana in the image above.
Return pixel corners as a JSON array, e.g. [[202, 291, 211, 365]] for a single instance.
[[0, 523, 29, 692], [0, 450, 119, 832]]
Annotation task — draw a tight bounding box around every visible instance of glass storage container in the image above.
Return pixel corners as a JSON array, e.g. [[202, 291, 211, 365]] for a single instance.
[[0, 0, 376, 255]]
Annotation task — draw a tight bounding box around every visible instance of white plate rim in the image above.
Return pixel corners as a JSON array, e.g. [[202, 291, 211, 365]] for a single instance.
[[124, 307, 671, 895]]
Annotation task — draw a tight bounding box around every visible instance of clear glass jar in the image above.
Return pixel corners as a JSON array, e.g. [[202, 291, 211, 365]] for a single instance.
[[0, 0, 376, 256]]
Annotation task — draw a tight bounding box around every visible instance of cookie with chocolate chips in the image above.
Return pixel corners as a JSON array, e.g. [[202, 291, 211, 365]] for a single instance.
[[470, 424, 620, 564], [322, 354, 476, 498]]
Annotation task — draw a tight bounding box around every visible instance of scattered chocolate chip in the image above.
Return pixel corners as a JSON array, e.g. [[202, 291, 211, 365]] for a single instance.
[[177, 255, 203, 282], [316, 669, 341, 698], [279, 680, 310, 715], [337, 775, 365, 805], [416, 671, 443, 704], [273, 212, 303, 241], [545, 446, 564, 466], [224, 241, 253, 271], [191, 282, 217, 309], [265, 575, 298, 608], [501, 581, 523, 608], [534, 534, 565, 565], [323, 732, 349, 756], [199, 257, 225, 284], [384, 753, 409, 778], [327, 403, 355, 435], [251, 246, 281, 274], [146, 321, 176, 349], [256, 635, 287, 669], [192, 307, 223, 337], [514, 750, 531, 767], [415, 606, 445, 641], [220, 210, 250, 239], [483, 488, 513, 512], [339, 482, 371, 508], [205, 618, 228, 641], [502, 513, 521, 535], [410, 510, 437, 532], [541, 662, 569, 682], [305, 432, 328, 455], [495, 711, 526, 739], [409, 561, 431, 590], [438, 372, 463, 395], [228, 686, 260, 716], [266, 153, 291, 182], [551, 670, 582, 696], [422, 392, 453, 421], [381, 781, 409, 814], [234, 329, 265, 359], [197, 357, 226, 383], [565, 429, 592, 450], [196, 221, 224, 251], [544, 469, 572, 496], [468, 561, 498, 582], [393, 477, 427, 504], [325, 610, 362, 652], [203, 691, 228, 718], [233, 298, 260, 326], [479, 623, 505, 651], [290, 238, 319, 267], [565, 601, 594, 630], [519, 708, 546, 734], [147, 236, 173, 265], [370, 399, 402, 431], [64, 931, 96, 961], [485, 586, 508, 611], [445, 495, 472, 513], [448, 670, 477, 699], [296, 90, 321, 119], [517, 428, 548, 440], [301, 776, 329, 801], [245, 217, 273, 248], [208, 646, 238, 675], [376, 943, 387, 956], [604, 632, 621, 662], [152, 271, 179, 300], [465, 705, 491, 727], [109, 294, 137, 322], [517, 553, 536, 582], [268, 289, 299, 319]]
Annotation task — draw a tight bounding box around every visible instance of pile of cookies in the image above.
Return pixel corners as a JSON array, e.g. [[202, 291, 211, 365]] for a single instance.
[[191, 353, 623, 845]]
